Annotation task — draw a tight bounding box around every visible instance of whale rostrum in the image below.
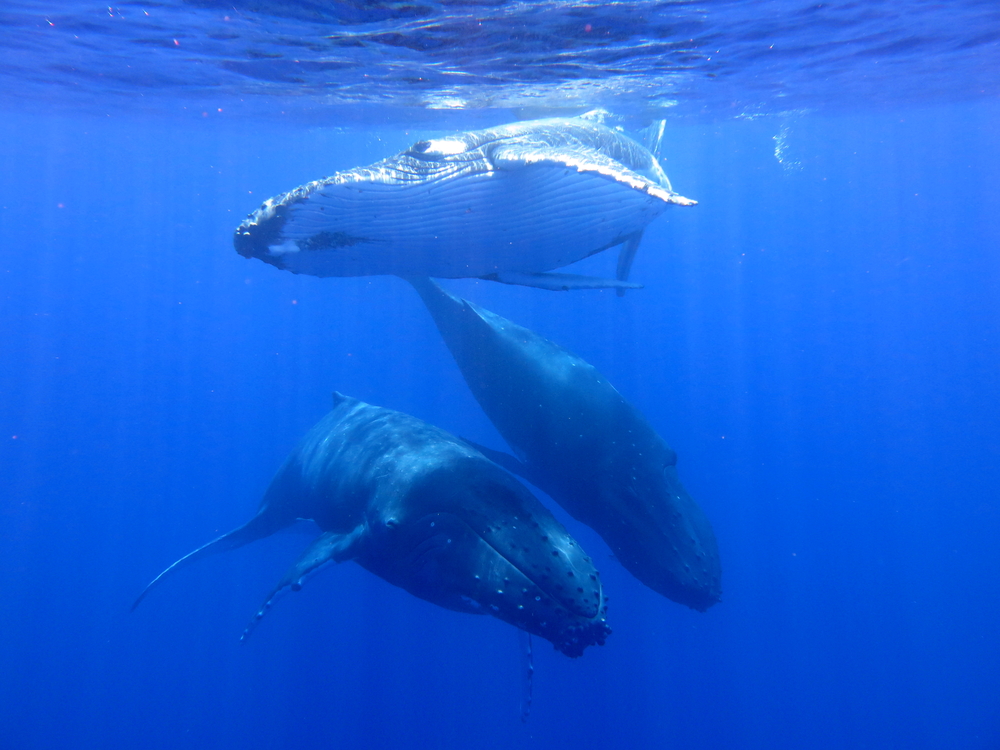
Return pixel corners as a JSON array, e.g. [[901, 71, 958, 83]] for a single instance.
[[132, 392, 610, 658], [234, 114, 695, 291]]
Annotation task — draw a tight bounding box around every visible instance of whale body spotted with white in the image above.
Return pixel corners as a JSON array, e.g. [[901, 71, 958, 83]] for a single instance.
[[133, 393, 611, 658], [234, 115, 695, 291]]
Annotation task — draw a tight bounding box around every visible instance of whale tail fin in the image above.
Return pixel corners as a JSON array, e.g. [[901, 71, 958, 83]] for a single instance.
[[241, 525, 366, 640], [131, 510, 289, 611]]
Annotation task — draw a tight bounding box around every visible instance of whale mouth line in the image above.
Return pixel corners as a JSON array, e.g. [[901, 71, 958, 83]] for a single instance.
[[415, 510, 595, 621], [464, 519, 601, 623], [416, 512, 550, 602], [410, 512, 607, 656]]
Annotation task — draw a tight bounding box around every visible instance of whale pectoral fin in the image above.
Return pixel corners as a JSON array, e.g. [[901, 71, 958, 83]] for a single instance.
[[461, 438, 537, 484], [492, 143, 616, 172], [493, 143, 653, 187], [131, 510, 289, 611], [519, 630, 535, 723], [241, 525, 365, 640], [492, 142, 690, 204], [402, 275, 452, 307], [482, 271, 643, 292], [615, 231, 644, 298]]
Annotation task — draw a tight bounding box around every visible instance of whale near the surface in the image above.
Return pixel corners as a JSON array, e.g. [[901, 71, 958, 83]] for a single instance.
[[410, 278, 722, 611], [132, 392, 611, 657], [234, 115, 695, 291]]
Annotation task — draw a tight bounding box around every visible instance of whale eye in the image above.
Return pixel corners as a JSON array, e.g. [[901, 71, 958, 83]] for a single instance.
[[664, 448, 677, 468], [411, 140, 431, 153]]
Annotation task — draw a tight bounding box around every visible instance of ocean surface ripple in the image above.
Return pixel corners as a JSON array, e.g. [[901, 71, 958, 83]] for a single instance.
[[3, 0, 999, 120]]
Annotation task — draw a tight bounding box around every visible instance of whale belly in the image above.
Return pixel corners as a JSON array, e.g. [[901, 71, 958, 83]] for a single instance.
[[270, 164, 667, 278]]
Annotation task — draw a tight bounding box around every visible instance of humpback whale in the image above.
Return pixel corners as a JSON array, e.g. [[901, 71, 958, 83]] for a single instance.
[[410, 278, 722, 611], [234, 115, 695, 291], [133, 393, 610, 657]]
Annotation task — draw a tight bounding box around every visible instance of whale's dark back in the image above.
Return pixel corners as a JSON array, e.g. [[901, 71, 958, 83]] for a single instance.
[[411, 277, 722, 610]]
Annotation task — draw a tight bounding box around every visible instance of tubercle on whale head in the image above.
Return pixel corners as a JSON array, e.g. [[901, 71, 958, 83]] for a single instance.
[[234, 194, 302, 265], [363, 459, 611, 657]]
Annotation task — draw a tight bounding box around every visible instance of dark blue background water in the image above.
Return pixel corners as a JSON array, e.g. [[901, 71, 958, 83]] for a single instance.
[[2, 4, 1000, 747]]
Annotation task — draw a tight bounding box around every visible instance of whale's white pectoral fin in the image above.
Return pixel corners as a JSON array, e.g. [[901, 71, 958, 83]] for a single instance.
[[241, 525, 366, 640], [493, 143, 661, 191], [492, 142, 696, 206], [483, 271, 644, 292], [667, 193, 697, 206], [615, 231, 644, 298]]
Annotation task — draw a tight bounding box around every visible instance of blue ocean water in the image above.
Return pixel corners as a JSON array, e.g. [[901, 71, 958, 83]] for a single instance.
[[1, 2, 999, 749]]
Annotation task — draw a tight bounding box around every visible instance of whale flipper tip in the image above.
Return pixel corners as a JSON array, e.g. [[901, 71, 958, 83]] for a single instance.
[[242, 527, 365, 637]]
